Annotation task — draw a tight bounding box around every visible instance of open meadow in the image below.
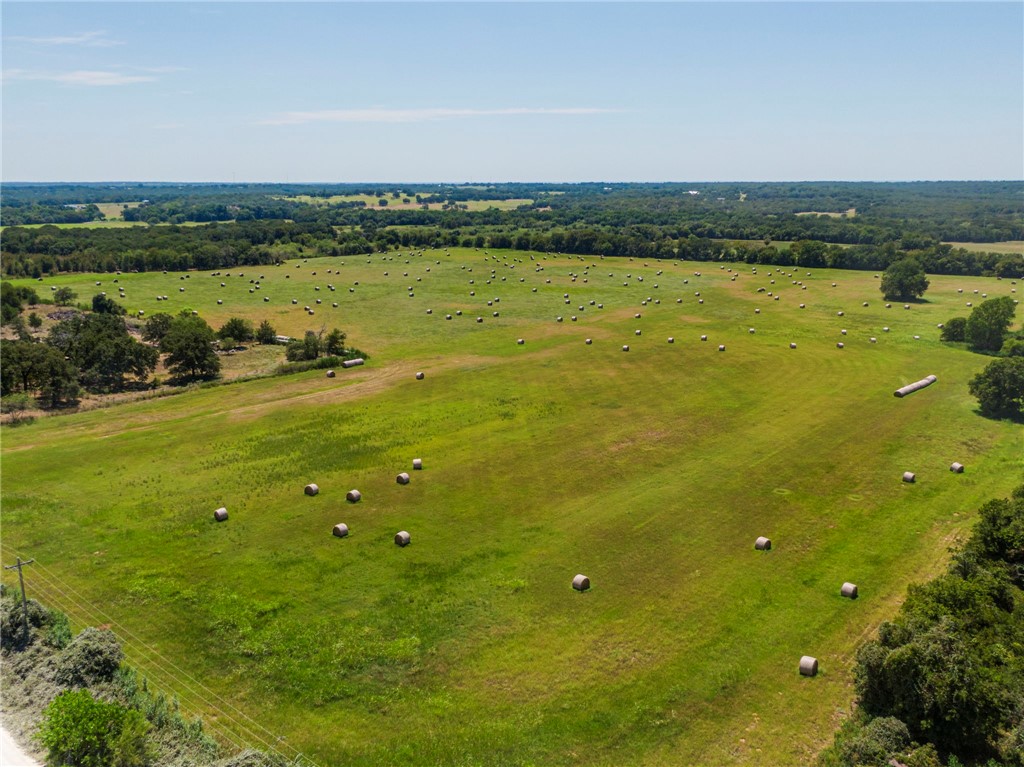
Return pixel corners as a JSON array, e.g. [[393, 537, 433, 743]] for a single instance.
[[2, 250, 1021, 766]]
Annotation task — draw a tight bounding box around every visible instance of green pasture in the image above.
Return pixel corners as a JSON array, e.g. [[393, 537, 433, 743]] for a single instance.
[[942, 240, 1024, 255], [3, 251, 1022, 766]]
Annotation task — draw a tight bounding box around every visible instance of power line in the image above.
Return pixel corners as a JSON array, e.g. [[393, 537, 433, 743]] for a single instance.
[[1, 544, 317, 766]]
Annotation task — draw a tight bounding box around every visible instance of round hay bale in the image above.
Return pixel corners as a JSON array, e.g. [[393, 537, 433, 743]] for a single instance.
[[799, 656, 818, 677], [396, 472, 410, 485], [667, 337, 674, 343], [304, 483, 320, 496], [950, 462, 964, 473], [333, 523, 349, 538], [416, 372, 425, 380], [635, 329, 641, 336], [754, 536, 771, 551], [841, 329, 847, 335], [346, 489, 362, 503], [214, 507, 228, 522], [836, 342, 844, 349], [572, 574, 590, 591], [790, 342, 797, 349], [749, 328, 755, 334], [840, 582, 858, 599], [799, 303, 805, 308], [476, 316, 483, 323], [517, 338, 525, 345], [395, 530, 411, 547], [902, 471, 915, 483], [837, 311, 844, 316], [718, 345, 725, 351], [622, 345, 630, 351], [585, 338, 592, 345], [326, 369, 335, 378], [412, 458, 423, 470]]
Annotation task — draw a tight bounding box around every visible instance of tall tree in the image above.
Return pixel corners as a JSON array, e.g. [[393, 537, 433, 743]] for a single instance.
[[160, 314, 220, 381], [880, 259, 929, 301], [965, 297, 1017, 353]]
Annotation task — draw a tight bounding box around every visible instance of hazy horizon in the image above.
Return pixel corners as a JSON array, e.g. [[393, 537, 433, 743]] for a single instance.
[[4, 2, 1022, 183]]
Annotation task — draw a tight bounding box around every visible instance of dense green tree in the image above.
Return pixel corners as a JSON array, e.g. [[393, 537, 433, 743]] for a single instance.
[[1, 282, 39, 323], [966, 296, 1017, 353], [218, 317, 255, 342], [48, 313, 156, 391], [969, 357, 1024, 420], [141, 313, 174, 343], [880, 259, 929, 301], [28, 312, 42, 329], [0, 340, 80, 406], [255, 319, 277, 345], [1002, 338, 1024, 357], [38, 689, 151, 767], [940, 317, 968, 342], [53, 286, 77, 306], [160, 314, 220, 381], [91, 292, 126, 315], [323, 328, 346, 356]]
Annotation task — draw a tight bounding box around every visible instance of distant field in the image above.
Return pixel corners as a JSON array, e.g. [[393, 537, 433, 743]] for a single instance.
[[944, 240, 1024, 255], [795, 208, 857, 218], [3, 252, 1021, 766], [1, 219, 225, 231], [281, 194, 532, 211], [95, 201, 143, 220]]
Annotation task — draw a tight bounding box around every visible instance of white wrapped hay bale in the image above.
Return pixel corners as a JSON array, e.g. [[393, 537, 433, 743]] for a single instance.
[[304, 483, 319, 496], [332, 523, 349, 538], [214, 507, 228, 522], [395, 530, 411, 547], [572, 574, 590, 592], [346, 489, 361, 502], [841, 582, 858, 599], [396, 472, 410, 485], [754, 536, 771, 551], [799, 656, 818, 677]]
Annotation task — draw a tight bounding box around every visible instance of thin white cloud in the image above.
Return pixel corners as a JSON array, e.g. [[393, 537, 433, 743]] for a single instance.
[[3, 69, 156, 86], [7, 30, 123, 47], [260, 106, 620, 126]]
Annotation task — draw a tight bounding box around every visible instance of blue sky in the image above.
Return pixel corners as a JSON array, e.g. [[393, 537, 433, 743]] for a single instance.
[[2, 2, 1021, 182]]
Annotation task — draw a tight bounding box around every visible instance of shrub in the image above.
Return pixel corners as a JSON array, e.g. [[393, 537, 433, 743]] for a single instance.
[[1002, 338, 1024, 358], [55, 627, 124, 686], [38, 689, 151, 767], [941, 317, 968, 342], [46, 608, 73, 649]]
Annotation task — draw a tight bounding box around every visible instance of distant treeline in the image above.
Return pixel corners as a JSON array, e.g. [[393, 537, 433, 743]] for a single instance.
[[3, 181, 1022, 244], [3, 218, 1022, 279]]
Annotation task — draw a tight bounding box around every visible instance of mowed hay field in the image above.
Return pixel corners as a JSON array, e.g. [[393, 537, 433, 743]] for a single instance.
[[3, 251, 1022, 766]]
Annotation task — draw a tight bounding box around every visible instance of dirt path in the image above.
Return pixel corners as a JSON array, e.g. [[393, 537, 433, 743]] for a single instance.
[[0, 723, 41, 767]]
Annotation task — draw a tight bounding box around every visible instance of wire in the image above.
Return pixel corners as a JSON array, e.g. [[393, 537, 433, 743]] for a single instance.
[[2, 544, 317, 765]]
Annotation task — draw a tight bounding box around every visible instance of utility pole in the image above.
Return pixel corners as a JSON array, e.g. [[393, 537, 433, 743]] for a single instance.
[[4, 557, 35, 643]]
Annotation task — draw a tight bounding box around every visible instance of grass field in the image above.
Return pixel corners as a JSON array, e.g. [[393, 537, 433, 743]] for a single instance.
[[3, 251, 1022, 766], [943, 240, 1024, 255]]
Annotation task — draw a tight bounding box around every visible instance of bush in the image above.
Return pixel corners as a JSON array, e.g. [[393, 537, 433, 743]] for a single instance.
[[1, 393, 34, 413], [941, 317, 968, 342], [38, 689, 152, 767], [55, 627, 124, 686], [1002, 338, 1024, 357], [46, 608, 73, 649], [0, 595, 51, 645], [840, 716, 912, 766]]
